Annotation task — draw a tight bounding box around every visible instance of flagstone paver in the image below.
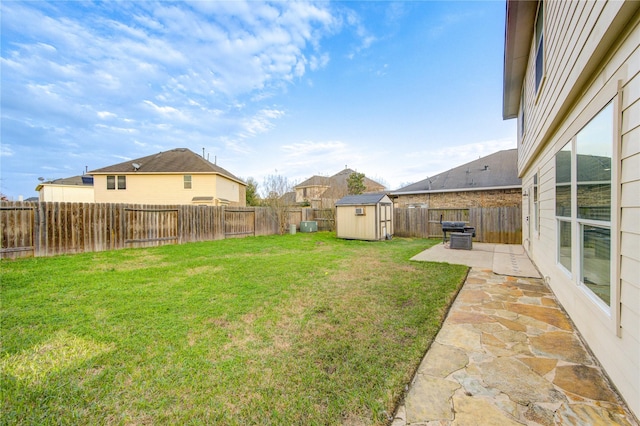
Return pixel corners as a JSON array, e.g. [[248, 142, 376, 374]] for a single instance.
[[392, 267, 638, 425]]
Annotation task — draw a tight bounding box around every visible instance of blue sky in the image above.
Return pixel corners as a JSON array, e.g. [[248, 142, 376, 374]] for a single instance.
[[1, 0, 515, 199]]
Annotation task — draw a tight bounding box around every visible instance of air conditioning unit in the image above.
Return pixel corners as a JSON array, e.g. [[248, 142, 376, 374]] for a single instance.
[[300, 221, 318, 233], [355, 207, 365, 215]]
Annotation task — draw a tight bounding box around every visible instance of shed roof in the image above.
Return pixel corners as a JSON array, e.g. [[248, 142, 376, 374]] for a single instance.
[[335, 193, 390, 206], [89, 148, 245, 185], [391, 149, 521, 195]]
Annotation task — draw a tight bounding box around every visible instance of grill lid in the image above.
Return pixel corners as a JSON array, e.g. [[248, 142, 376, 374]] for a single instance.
[[441, 221, 466, 228]]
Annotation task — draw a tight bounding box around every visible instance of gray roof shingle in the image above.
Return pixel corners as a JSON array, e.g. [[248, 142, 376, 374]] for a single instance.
[[43, 175, 93, 186], [89, 148, 245, 185], [392, 149, 521, 193]]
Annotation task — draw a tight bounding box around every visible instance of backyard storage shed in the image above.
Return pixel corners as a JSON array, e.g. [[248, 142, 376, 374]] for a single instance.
[[335, 194, 393, 241]]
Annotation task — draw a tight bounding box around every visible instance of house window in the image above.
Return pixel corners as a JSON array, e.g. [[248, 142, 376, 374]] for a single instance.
[[534, 2, 544, 93], [555, 142, 572, 218], [107, 175, 126, 190], [184, 175, 192, 189], [577, 102, 612, 306], [554, 102, 613, 306], [558, 220, 572, 272], [556, 142, 572, 272]]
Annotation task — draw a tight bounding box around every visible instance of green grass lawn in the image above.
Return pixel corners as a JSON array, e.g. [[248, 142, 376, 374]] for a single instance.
[[1, 232, 468, 425]]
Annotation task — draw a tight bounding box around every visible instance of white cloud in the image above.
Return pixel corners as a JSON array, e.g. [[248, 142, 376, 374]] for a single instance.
[[277, 140, 361, 179], [240, 108, 286, 137], [427, 11, 478, 40], [0, 145, 14, 157], [341, 7, 376, 58], [97, 111, 116, 119], [0, 1, 511, 200]]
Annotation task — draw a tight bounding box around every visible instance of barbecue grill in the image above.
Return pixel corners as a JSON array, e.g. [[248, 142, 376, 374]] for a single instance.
[[441, 221, 476, 244]]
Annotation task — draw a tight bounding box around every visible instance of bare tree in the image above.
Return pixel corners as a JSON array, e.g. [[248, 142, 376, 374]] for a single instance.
[[262, 173, 293, 235]]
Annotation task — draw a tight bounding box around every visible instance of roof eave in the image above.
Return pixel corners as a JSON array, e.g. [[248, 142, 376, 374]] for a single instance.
[[503, 0, 537, 119]]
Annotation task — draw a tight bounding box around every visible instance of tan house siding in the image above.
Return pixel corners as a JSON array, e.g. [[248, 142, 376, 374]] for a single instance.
[[93, 174, 245, 206], [215, 175, 242, 204], [518, 1, 636, 175], [394, 188, 521, 209], [511, 2, 640, 416], [38, 184, 94, 203], [295, 185, 327, 203]]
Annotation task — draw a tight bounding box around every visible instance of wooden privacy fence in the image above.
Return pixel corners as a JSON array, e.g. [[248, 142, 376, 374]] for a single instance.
[[394, 206, 522, 244], [1, 202, 521, 258], [0, 202, 334, 259]]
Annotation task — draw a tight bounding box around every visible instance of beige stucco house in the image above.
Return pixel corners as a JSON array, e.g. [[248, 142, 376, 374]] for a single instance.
[[503, 0, 639, 416], [295, 168, 386, 207], [89, 148, 246, 206], [36, 175, 95, 203], [390, 149, 522, 209]]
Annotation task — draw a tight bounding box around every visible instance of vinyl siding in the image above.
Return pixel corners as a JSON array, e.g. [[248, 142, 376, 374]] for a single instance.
[[93, 174, 245, 206], [518, 1, 632, 175], [215, 175, 241, 203], [517, 3, 640, 417]]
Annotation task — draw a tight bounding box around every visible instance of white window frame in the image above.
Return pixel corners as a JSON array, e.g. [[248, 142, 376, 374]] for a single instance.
[[553, 97, 618, 322]]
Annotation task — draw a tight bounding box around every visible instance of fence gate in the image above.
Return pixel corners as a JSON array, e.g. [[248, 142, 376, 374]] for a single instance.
[[1, 205, 35, 258], [124, 208, 179, 247], [224, 208, 255, 238]]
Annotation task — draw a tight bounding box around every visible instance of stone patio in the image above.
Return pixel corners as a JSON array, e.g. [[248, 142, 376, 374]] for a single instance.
[[392, 243, 638, 425]]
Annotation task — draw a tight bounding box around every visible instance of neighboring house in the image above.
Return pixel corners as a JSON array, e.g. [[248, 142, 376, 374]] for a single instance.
[[295, 168, 386, 207], [280, 191, 297, 206], [89, 148, 246, 206], [503, 0, 639, 417], [390, 149, 521, 208], [36, 175, 95, 203]]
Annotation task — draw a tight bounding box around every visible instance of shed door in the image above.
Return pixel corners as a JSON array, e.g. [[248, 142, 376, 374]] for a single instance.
[[379, 203, 392, 239]]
